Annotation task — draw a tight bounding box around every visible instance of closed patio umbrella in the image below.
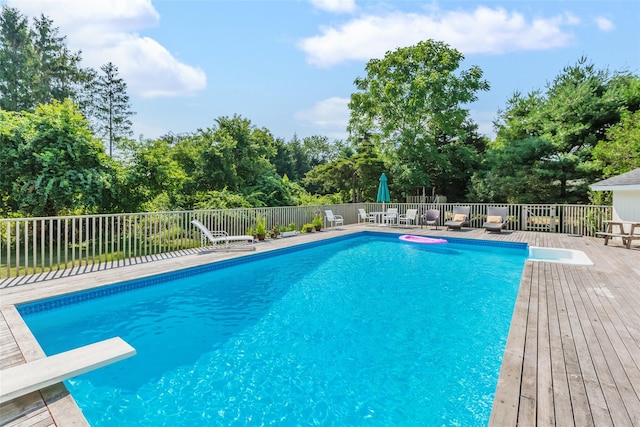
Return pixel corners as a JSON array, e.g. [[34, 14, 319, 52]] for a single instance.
[[377, 172, 390, 207]]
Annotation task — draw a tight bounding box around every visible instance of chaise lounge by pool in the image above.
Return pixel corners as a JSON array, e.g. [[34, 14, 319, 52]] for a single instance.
[[18, 232, 529, 426]]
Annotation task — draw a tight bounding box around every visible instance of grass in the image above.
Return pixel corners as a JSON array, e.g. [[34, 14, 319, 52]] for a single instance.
[[1, 236, 200, 279]]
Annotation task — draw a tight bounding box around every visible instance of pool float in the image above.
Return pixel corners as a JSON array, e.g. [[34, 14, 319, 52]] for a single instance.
[[399, 235, 447, 244]]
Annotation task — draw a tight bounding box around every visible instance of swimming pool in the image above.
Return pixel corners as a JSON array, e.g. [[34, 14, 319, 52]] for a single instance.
[[20, 232, 527, 426]]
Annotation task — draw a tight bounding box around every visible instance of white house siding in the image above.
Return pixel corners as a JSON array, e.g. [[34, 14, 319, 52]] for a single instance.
[[612, 190, 640, 226]]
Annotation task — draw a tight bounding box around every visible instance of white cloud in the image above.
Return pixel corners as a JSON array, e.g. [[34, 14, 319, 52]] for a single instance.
[[299, 6, 578, 67], [595, 16, 615, 32], [12, 0, 160, 32], [295, 97, 350, 138], [8, 0, 206, 98], [309, 0, 356, 14], [84, 35, 206, 98]]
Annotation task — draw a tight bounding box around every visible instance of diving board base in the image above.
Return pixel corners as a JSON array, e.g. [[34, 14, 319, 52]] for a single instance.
[[0, 337, 136, 404]]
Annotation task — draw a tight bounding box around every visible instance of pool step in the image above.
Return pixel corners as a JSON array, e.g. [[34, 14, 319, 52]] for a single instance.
[[0, 337, 136, 403]]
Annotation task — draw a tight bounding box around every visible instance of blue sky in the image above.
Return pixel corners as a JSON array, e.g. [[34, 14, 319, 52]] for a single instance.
[[6, 0, 640, 141]]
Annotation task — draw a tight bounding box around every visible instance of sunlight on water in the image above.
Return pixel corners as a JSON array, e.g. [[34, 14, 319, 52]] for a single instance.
[[22, 234, 526, 426]]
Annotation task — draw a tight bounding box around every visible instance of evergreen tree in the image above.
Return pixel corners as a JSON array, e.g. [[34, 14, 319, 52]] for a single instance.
[[32, 14, 89, 105], [0, 7, 34, 111], [470, 59, 640, 203], [0, 7, 91, 111], [91, 62, 135, 156]]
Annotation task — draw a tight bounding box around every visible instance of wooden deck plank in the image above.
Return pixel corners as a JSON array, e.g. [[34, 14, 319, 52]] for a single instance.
[[571, 266, 640, 426], [591, 272, 640, 398], [0, 313, 24, 371], [566, 265, 626, 427], [488, 261, 531, 426], [551, 265, 593, 427], [518, 260, 539, 425], [0, 392, 48, 427], [537, 261, 555, 426], [562, 263, 613, 427]]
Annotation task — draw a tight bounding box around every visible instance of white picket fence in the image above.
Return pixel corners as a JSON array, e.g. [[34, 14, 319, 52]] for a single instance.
[[0, 203, 611, 280]]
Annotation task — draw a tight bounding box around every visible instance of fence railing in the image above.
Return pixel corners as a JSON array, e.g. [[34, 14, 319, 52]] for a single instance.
[[1, 203, 611, 281], [363, 203, 610, 236]]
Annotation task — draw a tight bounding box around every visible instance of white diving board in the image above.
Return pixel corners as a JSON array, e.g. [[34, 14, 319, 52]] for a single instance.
[[0, 337, 136, 404]]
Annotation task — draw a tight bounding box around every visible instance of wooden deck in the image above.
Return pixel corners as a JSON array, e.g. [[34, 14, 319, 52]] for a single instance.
[[1, 226, 639, 426]]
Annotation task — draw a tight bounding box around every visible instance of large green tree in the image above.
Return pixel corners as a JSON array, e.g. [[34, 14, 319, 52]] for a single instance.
[[592, 109, 640, 178], [0, 7, 32, 111], [348, 40, 489, 200], [123, 138, 187, 212], [471, 59, 640, 203], [0, 7, 91, 112], [31, 14, 88, 107], [187, 115, 276, 195], [168, 115, 305, 207], [0, 100, 113, 216]]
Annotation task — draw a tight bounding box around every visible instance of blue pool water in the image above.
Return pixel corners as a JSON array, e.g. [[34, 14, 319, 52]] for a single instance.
[[20, 233, 527, 426]]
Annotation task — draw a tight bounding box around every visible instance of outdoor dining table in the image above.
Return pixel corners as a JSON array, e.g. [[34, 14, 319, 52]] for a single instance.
[[597, 220, 640, 249], [370, 211, 397, 226], [369, 211, 386, 224]]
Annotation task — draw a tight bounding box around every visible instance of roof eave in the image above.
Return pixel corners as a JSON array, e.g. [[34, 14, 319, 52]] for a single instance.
[[590, 184, 640, 191]]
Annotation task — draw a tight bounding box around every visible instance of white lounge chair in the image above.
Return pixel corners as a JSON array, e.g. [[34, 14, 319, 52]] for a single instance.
[[191, 220, 255, 250], [324, 210, 344, 228], [358, 208, 376, 224], [398, 209, 418, 227]]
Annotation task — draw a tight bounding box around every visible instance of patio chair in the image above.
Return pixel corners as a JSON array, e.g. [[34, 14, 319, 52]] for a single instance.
[[191, 220, 255, 250], [444, 206, 471, 230], [358, 208, 376, 224], [483, 207, 509, 233], [421, 209, 440, 230], [384, 208, 398, 226], [325, 210, 344, 228], [398, 209, 418, 227]]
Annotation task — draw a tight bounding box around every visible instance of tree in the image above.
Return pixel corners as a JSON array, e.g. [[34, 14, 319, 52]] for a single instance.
[[474, 59, 640, 203], [304, 139, 386, 203], [592, 110, 640, 177], [0, 7, 34, 111], [469, 91, 549, 202], [31, 14, 89, 106], [0, 100, 113, 216], [491, 90, 545, 143], [272, 135, 311, 181], [0, 7, 91, 112], [90, 62, 135, 156], [468, 137, 557, 203], [205, 115, 277, 192], [122, 138, 187, 212], [272, 137, 298, 180], [301, 135, 344, 167], [166, 115, 292, 207], [348, 40, 489, 199], [271, 134, 348, 184], [536, 59, 616, 200]]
